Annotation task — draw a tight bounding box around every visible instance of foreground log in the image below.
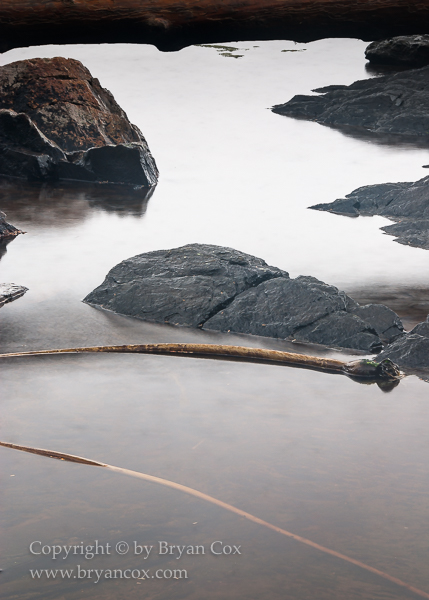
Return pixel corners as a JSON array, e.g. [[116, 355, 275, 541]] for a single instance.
[[0, 1, 429, 53]]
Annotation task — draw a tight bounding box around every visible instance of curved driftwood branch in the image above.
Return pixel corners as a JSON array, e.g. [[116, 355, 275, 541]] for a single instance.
[[1, 440, 428, 599], [0, 1, 428, 52], [0, 342, 403, 381]]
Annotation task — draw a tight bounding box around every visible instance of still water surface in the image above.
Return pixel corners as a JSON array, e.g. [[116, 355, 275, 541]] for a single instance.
[[1, 39, 429, 600]]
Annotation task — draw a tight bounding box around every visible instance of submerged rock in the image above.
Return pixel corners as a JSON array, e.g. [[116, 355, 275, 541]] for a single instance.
[[365, 35, 429, 68], [0, 282, 28, 307], [310, 174, 429, 250], [0, 58, 158, 186], [84, 243, 404, 353], [271, 66, 429, 139]]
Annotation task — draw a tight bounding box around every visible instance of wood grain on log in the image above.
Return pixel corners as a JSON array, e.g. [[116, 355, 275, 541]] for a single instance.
[[0, 1, 428, 52]]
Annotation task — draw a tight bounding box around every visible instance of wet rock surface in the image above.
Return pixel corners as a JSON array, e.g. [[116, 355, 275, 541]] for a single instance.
[[377, 316, 429, 372], [84, 244, 404, 353], [0, 210, 21, 240], [0, 58, 158, 186], [310, 174, 429, 250], [84, 244, 285, 329], [0, 282, 28, 308], [365, 35, 429, 68], [271, 65, 429, 139]]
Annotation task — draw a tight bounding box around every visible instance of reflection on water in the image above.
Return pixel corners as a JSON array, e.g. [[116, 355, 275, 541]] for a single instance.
[[348, 285, 429, 331], [364, 62, 414, 76], [0, 237, 15, 261], [1, 354, 429, 600], [0, 177, 154, 224], [1, 39, 429, 292], [0, 38, 429, 600]]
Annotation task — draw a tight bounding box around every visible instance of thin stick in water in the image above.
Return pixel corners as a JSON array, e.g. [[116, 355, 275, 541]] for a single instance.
[[1, 440, 427, 599]]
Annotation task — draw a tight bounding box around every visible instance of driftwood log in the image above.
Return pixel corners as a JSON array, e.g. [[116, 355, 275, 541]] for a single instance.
[[0, 1, 429, 53], [0, 342, 403, 382]]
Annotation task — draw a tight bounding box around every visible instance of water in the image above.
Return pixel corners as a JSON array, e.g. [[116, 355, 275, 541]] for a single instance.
[[1, 39, 429, 600]]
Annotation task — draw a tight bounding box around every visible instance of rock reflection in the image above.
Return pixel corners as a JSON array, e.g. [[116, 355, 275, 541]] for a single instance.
[[0, 176, 154, 226], [0, 238, 14, 261], [347, 375, 401, 392]]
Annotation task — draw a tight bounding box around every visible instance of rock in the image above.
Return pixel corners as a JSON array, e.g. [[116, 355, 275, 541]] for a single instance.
[[0, 58, 158, 186], [381, 220, 429, 250], [0, 210, 22, 241], [310, 174, 429, 250], [376, 316, 429, 370], [271, 65, 429, 139], [84, 244, 285, 328], [292, 312, 383, 353], [365, 35, 429, 67], [0, 282, 28, 307], [350, 304, 405, 344], [84, 243, 404, 353], [203, 275, 358, 338]]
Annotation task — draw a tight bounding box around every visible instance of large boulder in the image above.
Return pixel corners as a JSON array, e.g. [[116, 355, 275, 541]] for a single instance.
[[271, 66, 429, 139], [365, 35, 429, 68], [310, 174, 429, 250], [0, 58, 158, 186], [84, 243, 404, 353], [84, 244, 285, 328]]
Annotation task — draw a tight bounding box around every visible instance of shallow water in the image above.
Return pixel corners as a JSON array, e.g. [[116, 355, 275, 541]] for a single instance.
[[2, 355, 429, 600], [1, 39, 429, 600]]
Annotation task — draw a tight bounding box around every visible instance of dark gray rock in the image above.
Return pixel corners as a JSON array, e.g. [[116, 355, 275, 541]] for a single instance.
[[366, 35, 429, 68], [377, 316, 429, 370], [411, 318, 429, 338], [0, 282, 28, 307], [381, 220, 429, 250], [203, 275, 356, 339], [271, 66, 429, 139], [0, 58, 158, 186], [350, 304, 404, 344], [292, 312, 383, 353], [0, 209, 21, 240], [84, 243, 404, 353], [310, 174, 429, 250], [83, 244, 285, 328]]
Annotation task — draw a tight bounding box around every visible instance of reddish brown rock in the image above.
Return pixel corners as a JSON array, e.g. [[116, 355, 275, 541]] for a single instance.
[[0, 58, 159, 186], [0, 58, 144, 153]]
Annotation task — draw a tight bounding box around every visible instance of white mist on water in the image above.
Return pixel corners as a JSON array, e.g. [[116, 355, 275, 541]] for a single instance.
[[0, 39, 428, 310]]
